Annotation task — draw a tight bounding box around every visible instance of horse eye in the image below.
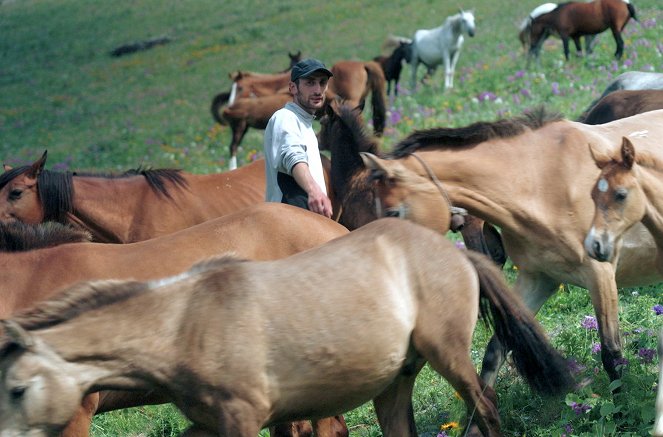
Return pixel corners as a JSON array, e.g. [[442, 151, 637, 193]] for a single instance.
[[8, 189, 22, 201], [614, 188, 628, 202], [10, 385, 26, 400]]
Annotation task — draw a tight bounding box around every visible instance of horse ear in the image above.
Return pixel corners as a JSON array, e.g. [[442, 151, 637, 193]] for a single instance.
[[0, 320, 35, 354], [620, 137, 635, 170], [28, 150, 47, 179]]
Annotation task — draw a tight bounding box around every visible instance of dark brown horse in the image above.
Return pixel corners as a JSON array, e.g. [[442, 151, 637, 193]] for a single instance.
[[527, 0, 637, 64], [0, 151, 265, 243], [578, 89, 663, 124]]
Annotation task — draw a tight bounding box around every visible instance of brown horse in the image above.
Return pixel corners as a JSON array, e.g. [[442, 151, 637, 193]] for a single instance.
[[578, 89, 663, 125], [318, 104, 507, 265], [0, 202, 350, 437], [213, 92, 293, 170], [320, 105, 663, 389], [0, 218, 573, 437], [527, 0, 637, 64], [0, 151, 265, 243]]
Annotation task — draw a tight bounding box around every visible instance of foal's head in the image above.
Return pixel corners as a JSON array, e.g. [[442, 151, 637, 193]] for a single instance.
[[584, 137, 647, 262]]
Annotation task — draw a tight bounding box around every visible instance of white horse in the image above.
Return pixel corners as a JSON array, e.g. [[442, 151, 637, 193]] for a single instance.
[[409, 9, 476, 90]]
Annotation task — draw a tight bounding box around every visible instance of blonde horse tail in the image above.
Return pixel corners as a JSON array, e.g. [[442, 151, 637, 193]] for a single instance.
[[465, 250, 573, 396], [363, 61, 387, 137]]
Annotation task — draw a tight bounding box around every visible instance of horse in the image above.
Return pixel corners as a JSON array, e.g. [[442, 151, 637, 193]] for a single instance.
[[0, 151, 266, 243], [210, 51, 301, 109], [580, 136, 663, 437], [409, 9, 476, 90], [578, 71, 663, 119], [0, 218, 573, 437], [319, 105, 663, 394], [213, 92, 293, 170], [578, 89, 663, 125], [526, 0, 637, 65], [317, 103, 506, 264], [374, 37, 412, 97], [518, 3, 596, 56], [0, 202, 350, 437], [327, 60, 387, 136]]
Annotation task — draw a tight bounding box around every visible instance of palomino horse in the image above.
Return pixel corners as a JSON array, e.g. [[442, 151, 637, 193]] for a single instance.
[[409, 9, 476, 90], [213, 92, 293, 170], [578, 71, 663, 120], [319, 106, 663, 389], [317, 104, 506, 264], [0, 203, 350, 437], [0, 218, 573, 437], [581, 136, 663, 437], [526, 0, 637, 65], [374, 37, 412, 97], [578, 89, 663, 125], [0, 151, 265, 243]]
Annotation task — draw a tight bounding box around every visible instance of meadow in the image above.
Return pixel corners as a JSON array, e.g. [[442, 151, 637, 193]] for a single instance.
[[1, 0, 663, 435]]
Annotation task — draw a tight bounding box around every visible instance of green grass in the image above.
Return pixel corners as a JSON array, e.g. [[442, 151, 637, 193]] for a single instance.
[[2, 0, 663, 435]]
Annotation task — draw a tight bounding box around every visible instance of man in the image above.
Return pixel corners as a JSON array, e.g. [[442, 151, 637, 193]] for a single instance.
[[263, 58, 333, 218]]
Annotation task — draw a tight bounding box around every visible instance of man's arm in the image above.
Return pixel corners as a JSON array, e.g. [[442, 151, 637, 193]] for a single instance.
[[291, 162, 332, 218]]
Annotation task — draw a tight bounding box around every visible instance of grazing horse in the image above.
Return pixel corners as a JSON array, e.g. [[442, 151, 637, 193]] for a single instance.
[[213, 92, 293, 170], [0, 151, 265, 243], [527, 0, 637, 64], [320, 106, 663, 391], [409, 10, 476, 90], [578, 89, 663, 124], [374, 37, 412, 97], [328, 60, 387, 136], [0, 203, 350, 437], [0, 218, 573, 437], [578, 71, 663, 119]]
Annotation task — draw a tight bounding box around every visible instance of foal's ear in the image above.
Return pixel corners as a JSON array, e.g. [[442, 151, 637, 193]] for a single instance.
[[620, 137, 635, 170], [0, 320, 35, 355]]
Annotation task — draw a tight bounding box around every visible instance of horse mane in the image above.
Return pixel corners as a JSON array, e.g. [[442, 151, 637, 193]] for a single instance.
[[10, 279, 149, 331], [389, 106, 563, 157], [0, 221, 91, 252]]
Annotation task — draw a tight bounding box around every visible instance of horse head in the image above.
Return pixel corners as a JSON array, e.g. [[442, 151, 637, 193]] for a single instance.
[[0, 321, 83, 436], [584, 137, 646, 263], [0, 151, 48, 224]]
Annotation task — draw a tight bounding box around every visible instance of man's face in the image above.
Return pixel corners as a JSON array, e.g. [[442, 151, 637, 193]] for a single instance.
[[290, 72, 330, 114]]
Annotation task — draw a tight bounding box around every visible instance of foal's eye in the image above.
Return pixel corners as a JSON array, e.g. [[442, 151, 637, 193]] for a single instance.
[[614, 188, 628, 202], [8, 189, 22, 201], [10, 385, 26, 400]]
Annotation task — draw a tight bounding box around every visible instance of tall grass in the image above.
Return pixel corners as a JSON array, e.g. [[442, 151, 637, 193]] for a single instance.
[[2, 0, 662, 435]]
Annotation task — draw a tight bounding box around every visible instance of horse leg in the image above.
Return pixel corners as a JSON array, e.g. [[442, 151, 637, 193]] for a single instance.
[[312, 416, 349, 437], [479, 271, 560, 386], [228, 120, 248, 171], [372, 370, 420, 436]]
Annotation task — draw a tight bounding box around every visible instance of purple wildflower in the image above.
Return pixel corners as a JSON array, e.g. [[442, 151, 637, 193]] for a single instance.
[[653, 304, 663, 315], [570, 402, 591, 415], [638, 348, 656, 364], [580, 315, 598, 330], [591, 343, 601, 354]]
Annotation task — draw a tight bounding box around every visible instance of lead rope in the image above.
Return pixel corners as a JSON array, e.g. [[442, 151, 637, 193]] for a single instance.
[[409, 152, 467, 231]]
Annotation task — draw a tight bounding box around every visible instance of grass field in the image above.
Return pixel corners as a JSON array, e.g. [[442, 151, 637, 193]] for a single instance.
[[2, 0, 663, 435]]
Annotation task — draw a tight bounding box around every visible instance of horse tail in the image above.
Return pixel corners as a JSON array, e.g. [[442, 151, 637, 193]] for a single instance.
[[363, 61, 387, 137], [210, 92, 230, 125], [626, 3, 638, 23], [465, 250, 573, 396]]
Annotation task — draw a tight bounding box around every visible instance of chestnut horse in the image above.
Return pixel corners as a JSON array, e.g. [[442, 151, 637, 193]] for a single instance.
[[0, 203, 349, 437], [319, 106, 663, 390], [527, 0, 637, 64], [578, 89, 663, 125], [0, 218, 573, 437], [0, 151, 266, 243]]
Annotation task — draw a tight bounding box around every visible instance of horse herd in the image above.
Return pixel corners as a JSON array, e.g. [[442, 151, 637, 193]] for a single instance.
[[2, 1, 663, 436]]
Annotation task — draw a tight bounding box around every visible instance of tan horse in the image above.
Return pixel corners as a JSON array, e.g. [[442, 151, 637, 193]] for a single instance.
[[0, 151, 266, 243], [321, 107, 663, 388], [582, 136, 663, 437], [0, 203, 349, 437], [0, 218, 572, 437]]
